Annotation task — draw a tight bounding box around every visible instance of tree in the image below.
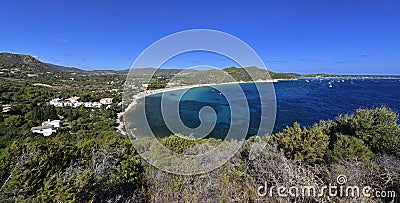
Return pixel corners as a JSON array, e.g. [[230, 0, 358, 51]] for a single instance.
[[44, 105, 58, 120], [66, 108, 73, 120], [4, 115, 24, 127], [32, 105, 43, 121]]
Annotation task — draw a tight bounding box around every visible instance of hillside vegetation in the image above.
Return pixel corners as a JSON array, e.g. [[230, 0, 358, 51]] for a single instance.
[[1, 107, 399, 202]]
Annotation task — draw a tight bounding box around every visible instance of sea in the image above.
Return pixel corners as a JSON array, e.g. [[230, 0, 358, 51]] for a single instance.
[[125, 78, 400, 140]]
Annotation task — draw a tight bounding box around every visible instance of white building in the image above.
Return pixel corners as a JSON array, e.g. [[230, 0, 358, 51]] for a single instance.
[[31, 126, 56, 136], [49, 97, 113, 109], [49, 98, 64, 107], [2, 105, 12, 113], [100, 98, 113, 105], [31, 119, 62, 136], [93, 102, 101, 108]]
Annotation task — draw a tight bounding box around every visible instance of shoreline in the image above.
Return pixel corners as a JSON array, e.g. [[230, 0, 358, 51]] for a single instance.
[[116, 79, 286, 135]]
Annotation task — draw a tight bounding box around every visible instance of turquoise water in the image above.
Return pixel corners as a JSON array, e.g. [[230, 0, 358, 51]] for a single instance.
[[126, 78, 400, 139]]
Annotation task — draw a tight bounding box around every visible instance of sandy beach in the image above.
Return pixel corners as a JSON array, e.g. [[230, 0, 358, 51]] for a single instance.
[[116, 79, 284, 135]]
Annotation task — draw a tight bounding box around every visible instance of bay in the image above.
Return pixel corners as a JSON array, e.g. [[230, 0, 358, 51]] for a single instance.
[[125, 78, 400, 139]]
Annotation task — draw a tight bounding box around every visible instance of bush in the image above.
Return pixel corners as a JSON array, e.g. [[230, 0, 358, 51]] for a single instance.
[[158, 134, 206, 154], [4, 115, 24, 127], [271, 123, 329, 164], [326, 135, 374, 163], [0, 134, 148, 202], [335, 107, 400, 157]]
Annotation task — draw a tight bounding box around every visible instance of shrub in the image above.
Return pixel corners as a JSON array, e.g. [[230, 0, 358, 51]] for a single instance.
[[271, 123, 329, 164], [326, 135, 374, 163], [335, 107, 400, 157], [4, 115, 24, 127], [158, 134, 206, 154]]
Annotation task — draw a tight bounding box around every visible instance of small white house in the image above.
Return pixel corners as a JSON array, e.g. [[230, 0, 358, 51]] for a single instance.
[[93, 102, 101, 108], [31, 119, 62, 136], [31, 126, 56, 136], [99, 98, 113, 105], [49, 98, 64, 107], [2, 105, 12, 113]]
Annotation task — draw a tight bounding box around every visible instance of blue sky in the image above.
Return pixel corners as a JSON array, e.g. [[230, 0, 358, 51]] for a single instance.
[[1, 0, 399, 75]]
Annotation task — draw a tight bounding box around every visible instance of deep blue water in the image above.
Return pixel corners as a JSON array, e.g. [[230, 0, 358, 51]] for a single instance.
[[127, 78, 400, 139]]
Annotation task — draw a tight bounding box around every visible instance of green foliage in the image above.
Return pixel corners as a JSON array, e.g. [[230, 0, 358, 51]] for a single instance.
[[334, 107, 400, 157], [0, 133, 147, 202], [147, 76, 169, 90], [224, 66, 300, 81], [3, 115, 24, 127], [326, 135, 374, 163], [158, 134, 206, 154], [272, 107, 400, 164], [223, 66, 252, 81], [0, 105, 400, 202], [271, 123, 330, 164], [30, 104, 58, 121]]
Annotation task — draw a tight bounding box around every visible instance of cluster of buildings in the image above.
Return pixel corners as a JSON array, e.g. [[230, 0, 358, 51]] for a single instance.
[[31, 119, 62, 136], [30, 97, 114, 136], [49, 97, 113, 109]]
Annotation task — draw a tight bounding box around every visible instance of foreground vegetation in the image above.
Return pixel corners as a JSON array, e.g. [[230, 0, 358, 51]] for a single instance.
[[1, 107, 399, 202]]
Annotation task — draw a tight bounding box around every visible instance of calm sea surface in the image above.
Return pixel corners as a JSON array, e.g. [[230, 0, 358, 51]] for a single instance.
[[126, 78, 400, 139]]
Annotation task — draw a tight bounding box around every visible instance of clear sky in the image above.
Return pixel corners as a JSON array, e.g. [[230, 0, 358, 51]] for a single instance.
[[1, 0, 399, 75]]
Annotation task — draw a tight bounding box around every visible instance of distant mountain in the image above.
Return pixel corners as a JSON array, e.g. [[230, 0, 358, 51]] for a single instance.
[[0, 53, 200, 76], [44, 63, 85, 73], [0, 52, 86, 74], [223, 66, 301, 80], [126, 67, 200, 76], [0, 53, 301, 80]]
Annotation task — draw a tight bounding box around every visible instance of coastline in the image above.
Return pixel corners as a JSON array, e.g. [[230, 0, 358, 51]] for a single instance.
[[116, 79, 286, 135], [112, 76, 400, 136]]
